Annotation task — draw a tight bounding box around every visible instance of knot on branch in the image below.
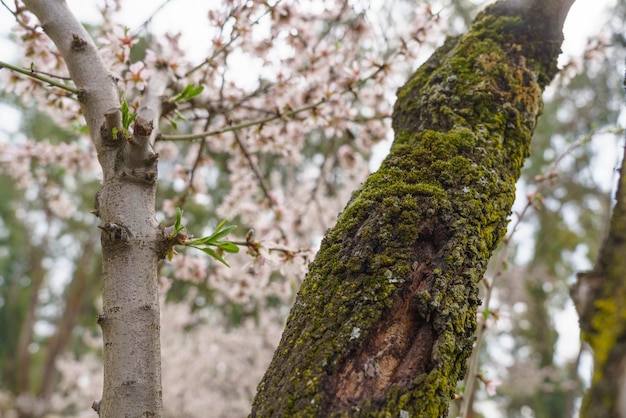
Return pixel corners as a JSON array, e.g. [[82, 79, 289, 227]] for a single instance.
[[91, 400, 100, 414], [101, 107, 124, 146], [133, 112, 154, 138], [158, 225, 188, 260], [119, 167, 158, 184], [98, 222, 132, 243], [71, 34, 88, 51]]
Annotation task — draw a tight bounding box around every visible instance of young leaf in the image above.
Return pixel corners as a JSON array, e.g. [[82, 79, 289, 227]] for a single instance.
[[182, 220, 238, 266], [166, 115, 178, 130], [121, 98, 137, 131], [170, 84, 204, 102], [217, 242, 240, 253], [214, 219, 228, 231], [190, 245, 230, 267], [207, 224, 238, 242], [174, 207, 184, 233], [175, 109, 188, 121], [188, 221, 237, 245]]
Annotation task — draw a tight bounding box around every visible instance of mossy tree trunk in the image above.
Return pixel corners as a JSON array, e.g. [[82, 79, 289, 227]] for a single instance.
[[573, 143, 626, 418], [251, 0, 575, 416]]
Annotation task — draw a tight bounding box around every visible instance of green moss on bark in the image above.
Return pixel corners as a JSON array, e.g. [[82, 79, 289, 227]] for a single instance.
[[252, 1, 570, 416]]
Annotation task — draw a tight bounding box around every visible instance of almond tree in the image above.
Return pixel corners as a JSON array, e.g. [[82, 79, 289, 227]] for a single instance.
[[14, 1, 166, 416], [6, 0, 625, 417]]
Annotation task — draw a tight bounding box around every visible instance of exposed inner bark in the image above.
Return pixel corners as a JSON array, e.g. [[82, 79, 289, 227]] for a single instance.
[[331, 271, 435, 410], [329, 224, 443, 410]]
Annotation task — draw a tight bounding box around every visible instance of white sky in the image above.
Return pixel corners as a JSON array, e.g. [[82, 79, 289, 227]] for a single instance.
[[0, 0, 614, 59], [0, 0, 616, 131]]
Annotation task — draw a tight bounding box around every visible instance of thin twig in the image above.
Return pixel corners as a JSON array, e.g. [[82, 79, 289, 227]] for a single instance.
[[228, 239, 310, 259], [0, 0, 15, 15], [176, 118, 210, 210], [163, 44, 392, 143], [1, 0, 31, 31], [131, 0, 173, 36], [0, 59, 78, 95], [30, 67, 72, 81], [159, 99, 323, 142], [184, 1, 280, 78], [233, 131, 288, 240]]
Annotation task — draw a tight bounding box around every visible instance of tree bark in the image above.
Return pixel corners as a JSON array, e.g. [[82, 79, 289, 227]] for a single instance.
[[573, 142, 626, 418], [23, 2, 167, 416], [251, 0, 575, 416]]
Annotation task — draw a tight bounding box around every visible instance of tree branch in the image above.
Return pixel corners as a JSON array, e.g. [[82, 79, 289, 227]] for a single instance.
[[121, 68, 169, 183], [184, 2, 279, 78], [0, 59, 78, 94], [138, 67, 170, 146], [159, 99, 324, 142], [23, 0, 119, 160]]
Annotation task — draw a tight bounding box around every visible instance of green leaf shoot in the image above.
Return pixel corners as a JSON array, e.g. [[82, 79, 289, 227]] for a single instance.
[[170, 84, 204, 103], [189, 245, 230, 267], [172, 217, 240, 267], [174, 207, 184, 234], [121, 97, 137, 132]]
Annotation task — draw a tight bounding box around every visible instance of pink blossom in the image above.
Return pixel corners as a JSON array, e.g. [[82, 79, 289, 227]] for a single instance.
[[125, 61, 148, 90]]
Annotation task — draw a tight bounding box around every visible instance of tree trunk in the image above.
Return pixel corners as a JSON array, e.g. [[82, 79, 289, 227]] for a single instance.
[[573, 143, 626, 418], [251, 0, 575, 416], [23, 1, 167, 416]]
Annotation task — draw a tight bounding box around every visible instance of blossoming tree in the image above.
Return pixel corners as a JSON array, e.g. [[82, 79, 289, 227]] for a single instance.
[[3, 0, 625, 417], [0, 0, 439, 415]]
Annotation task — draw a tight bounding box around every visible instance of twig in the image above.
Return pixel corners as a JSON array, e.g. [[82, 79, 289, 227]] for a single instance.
[[228, 239, 310, 259], [184, 40, 234, 79], [159, 99, 323, 142], [30, 67, 72, 81], [1, 0, 31, 31], [184, 1, 280, 78], [0, 59, 78, 95], [233, 131, 288, 240], [0, 0, 15, 15], [131, 0, 173, 36], [163, 39, 392, 143], [176, 134, 208, 209]]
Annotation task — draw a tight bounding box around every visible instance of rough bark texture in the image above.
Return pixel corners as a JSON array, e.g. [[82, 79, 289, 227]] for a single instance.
[[251, 0, 574, 416], [573, 143, 626, 418], [22, 1, 167, 417]]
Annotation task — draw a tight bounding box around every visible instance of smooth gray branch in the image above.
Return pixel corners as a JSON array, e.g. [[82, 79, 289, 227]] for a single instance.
[[23, 0, 119, 155]]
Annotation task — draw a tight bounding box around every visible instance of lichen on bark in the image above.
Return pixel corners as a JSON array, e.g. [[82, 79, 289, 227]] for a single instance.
[[574, 145, 626, 418], [251, 1, 574, 416]]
